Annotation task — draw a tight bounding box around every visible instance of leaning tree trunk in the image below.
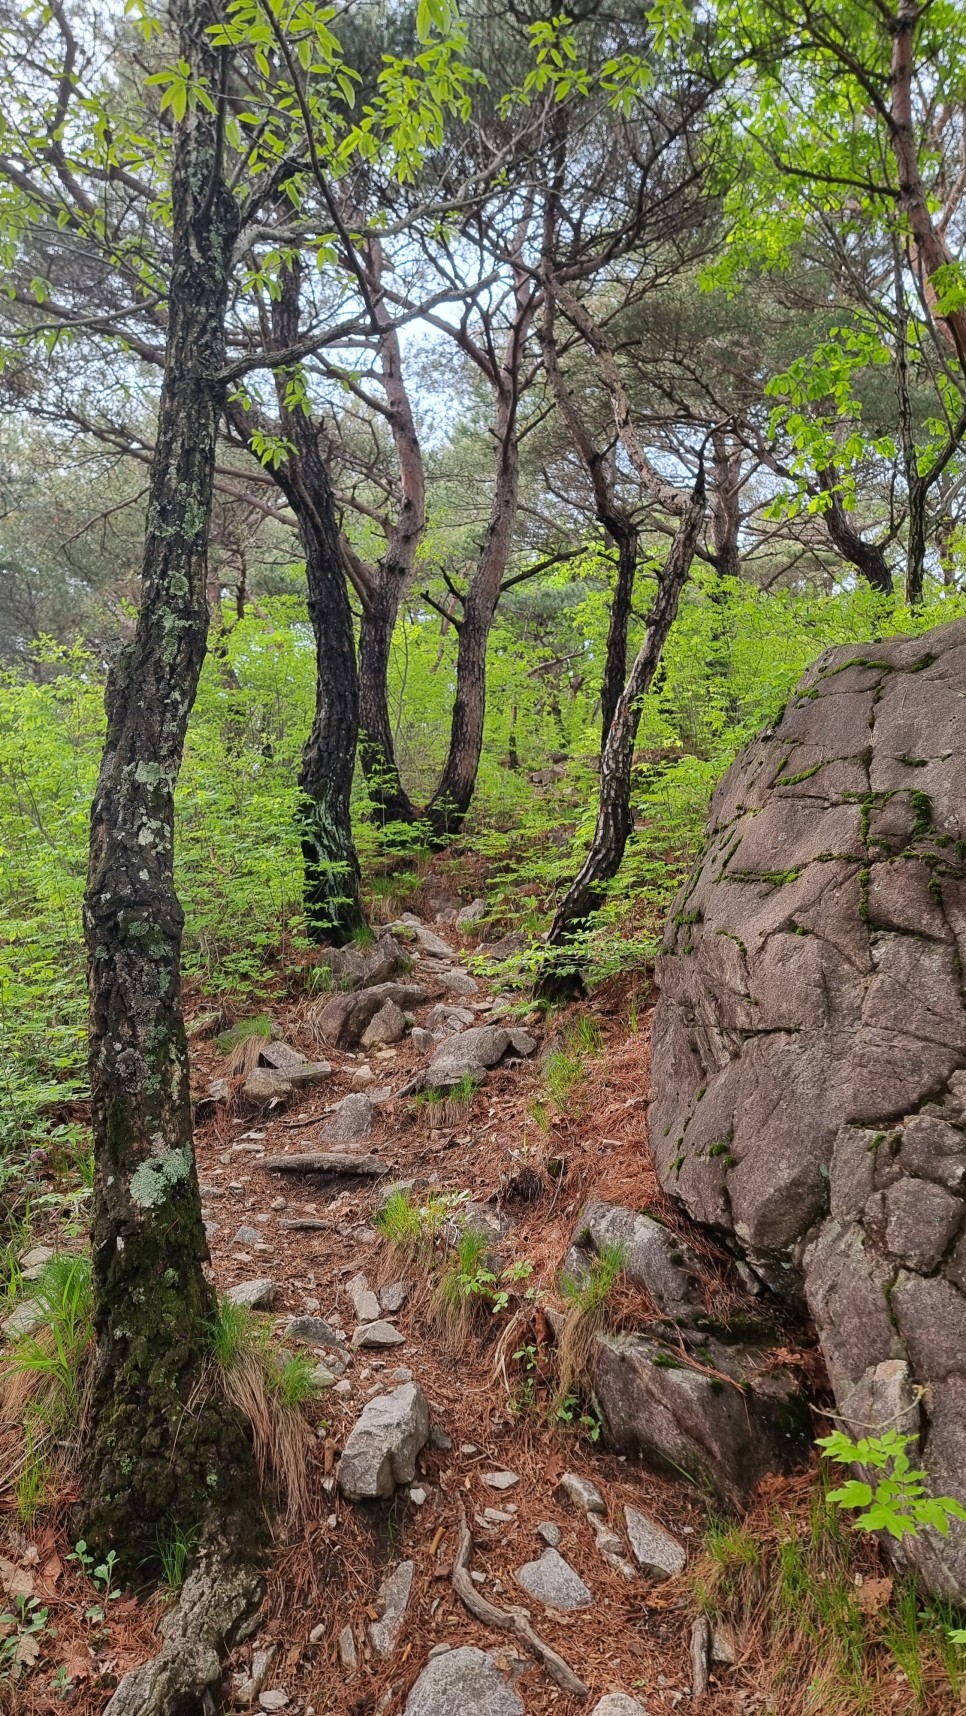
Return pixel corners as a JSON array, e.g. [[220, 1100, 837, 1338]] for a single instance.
[[818, 467, 893, 596], [539, 476, 706, 1000], [82, 0, 258, 1568], [356, 237, 423, 827]]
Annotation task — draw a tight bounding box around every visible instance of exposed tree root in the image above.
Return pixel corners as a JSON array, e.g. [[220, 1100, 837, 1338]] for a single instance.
[[451, 1502, 589, 1699], [104, 1546, 264, 1716]]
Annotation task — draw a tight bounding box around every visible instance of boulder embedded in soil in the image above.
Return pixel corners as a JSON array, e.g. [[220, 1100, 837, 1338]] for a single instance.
[[315, 983, 426, 1050], [623, 1507, 686, 1580], [347, 1273, 381, 1324], [403, 1647, 524, 1716], [391, 913, 455, 958], [650, 619, 966, 1595], [590, 1699, 651, 1716], [423, 1024, 511, 1088], [338, 1382, 430, 1499], [321, 1093, 377, 1145], [591, 1326, 808, 1509], [564, 1200, 701, 1316], [456, 898, 488, 929], [243, 1061, 331, 1101], [226, 1279, 276, 1310], [317, 933, 410, 992], [361, 1000, 408, 1048], [351, 1320, 404, 1349], [368, 1561, 414, 1657]]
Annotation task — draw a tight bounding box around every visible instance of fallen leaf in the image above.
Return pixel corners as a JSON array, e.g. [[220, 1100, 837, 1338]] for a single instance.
[[40, 1553, 63, 1589], [857, 1576, 893, 1614], [15, 1632, 41, 1669], [0, 1558, 34, 1600]]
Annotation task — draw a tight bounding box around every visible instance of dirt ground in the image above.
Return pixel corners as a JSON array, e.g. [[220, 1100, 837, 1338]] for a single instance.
[[3, 907, 954, 1715]]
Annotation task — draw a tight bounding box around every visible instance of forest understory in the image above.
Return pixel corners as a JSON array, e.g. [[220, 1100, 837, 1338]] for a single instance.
[[3, 852, 965, 1716]]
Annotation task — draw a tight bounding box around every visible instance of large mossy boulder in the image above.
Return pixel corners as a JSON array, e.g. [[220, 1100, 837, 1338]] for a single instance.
[[651, 618, 966, 1597]]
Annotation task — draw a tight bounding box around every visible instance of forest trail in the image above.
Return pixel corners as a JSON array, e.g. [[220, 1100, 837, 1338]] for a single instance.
[[187, 894, 760, 1716]]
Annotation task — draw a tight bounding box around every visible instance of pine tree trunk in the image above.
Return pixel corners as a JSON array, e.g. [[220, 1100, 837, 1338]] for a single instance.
[[600, 521, 637, 742], [294, 444, 367, 943], [269, 263, 366, 942], [539, 478, 706, 999], [82, 1, 258, 1568], [358, 576, 417, 825], [425, 409, 521, 842]]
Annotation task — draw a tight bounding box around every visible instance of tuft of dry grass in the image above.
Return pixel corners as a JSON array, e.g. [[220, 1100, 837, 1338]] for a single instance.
[[554, 1239, 626, 1408], [216, 1013, 273, 1076]]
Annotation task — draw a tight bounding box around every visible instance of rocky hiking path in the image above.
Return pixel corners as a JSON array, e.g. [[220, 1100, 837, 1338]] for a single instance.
[[178, 905, 804, 1716]]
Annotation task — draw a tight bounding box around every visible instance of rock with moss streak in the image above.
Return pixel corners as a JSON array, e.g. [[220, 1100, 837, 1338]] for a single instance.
[[650, 618, 966, 1599]]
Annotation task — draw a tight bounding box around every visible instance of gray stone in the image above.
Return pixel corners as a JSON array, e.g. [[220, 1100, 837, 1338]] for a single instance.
[[226, 1278, 276, 1310], [482, 1470, 519, 1490], [20, 1245, 54, 1279], [623, 1507, 686, 1580], [456, 898, 487, 928], [352, 1320, 404, 1349], [347, 1274, 382, 1323], [438, 969, 479, 996], [233, 1226, 261, 1247], [403, 1647, 523, 1716], [565, 1201, 700, 1315], [515, 1548, 593, 1610], [338, 1383, 429, 1499], [590, 1699, 650, 1716], [410, 1028, 434, 1053], [559, 1471, 605, 1515], [537, 1521, 561, 1547], [2, 1299, 42, 1341], [309, 1364, 339, 1389], [283, 1317, 349, 1371], [337, 1627, 358, 1673], [368, 1561, 414, 1657], [318, 934, 410, 993], [322, 1093, 377, 1145], [361, 1000, 408, 1049], [243, 1061, 331, 1101], [592, 1327, 808, 1510], [424, 1025, 511, 1088], [425, 1002, 475, 1034], [506, 1028, 537, 1058], [392, 914, 455, 959], [380, 1281, 409, 1313], [316, 983, 426, 1050]]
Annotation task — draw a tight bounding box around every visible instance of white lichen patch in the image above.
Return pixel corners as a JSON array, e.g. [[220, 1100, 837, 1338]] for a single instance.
[[129, 1146, 191, 1209]]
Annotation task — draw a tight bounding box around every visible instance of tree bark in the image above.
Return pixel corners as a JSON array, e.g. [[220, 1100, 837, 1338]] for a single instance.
[[82, 0, 259, 1568], [233, 261, 367, 944], [357, 237, 423, 825], [425, 290, 533, 841], [710, 430, 742, 582], [817, 466, 894, 596], [539, 473, 706, 997]]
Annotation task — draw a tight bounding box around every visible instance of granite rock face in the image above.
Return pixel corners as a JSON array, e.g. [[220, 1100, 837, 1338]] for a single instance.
[[650, 619, 966, 1596]]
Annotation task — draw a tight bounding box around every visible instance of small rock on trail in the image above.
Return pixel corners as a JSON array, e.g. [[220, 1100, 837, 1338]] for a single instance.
[[337, 1382, 429, 1500], [515, 1547, 594, 1610]]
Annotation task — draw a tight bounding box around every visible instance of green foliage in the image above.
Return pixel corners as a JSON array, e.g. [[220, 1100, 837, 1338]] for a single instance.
[[818, 1429, 966, 1541], [276, 1354, 318, 1409], [0, 1593, 49, 1683], [156, 1524, 200, 1594], [560, 1240, 627, 1317], [7, 1253, 93, 1424], [206, 1295, 255, 1369]]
